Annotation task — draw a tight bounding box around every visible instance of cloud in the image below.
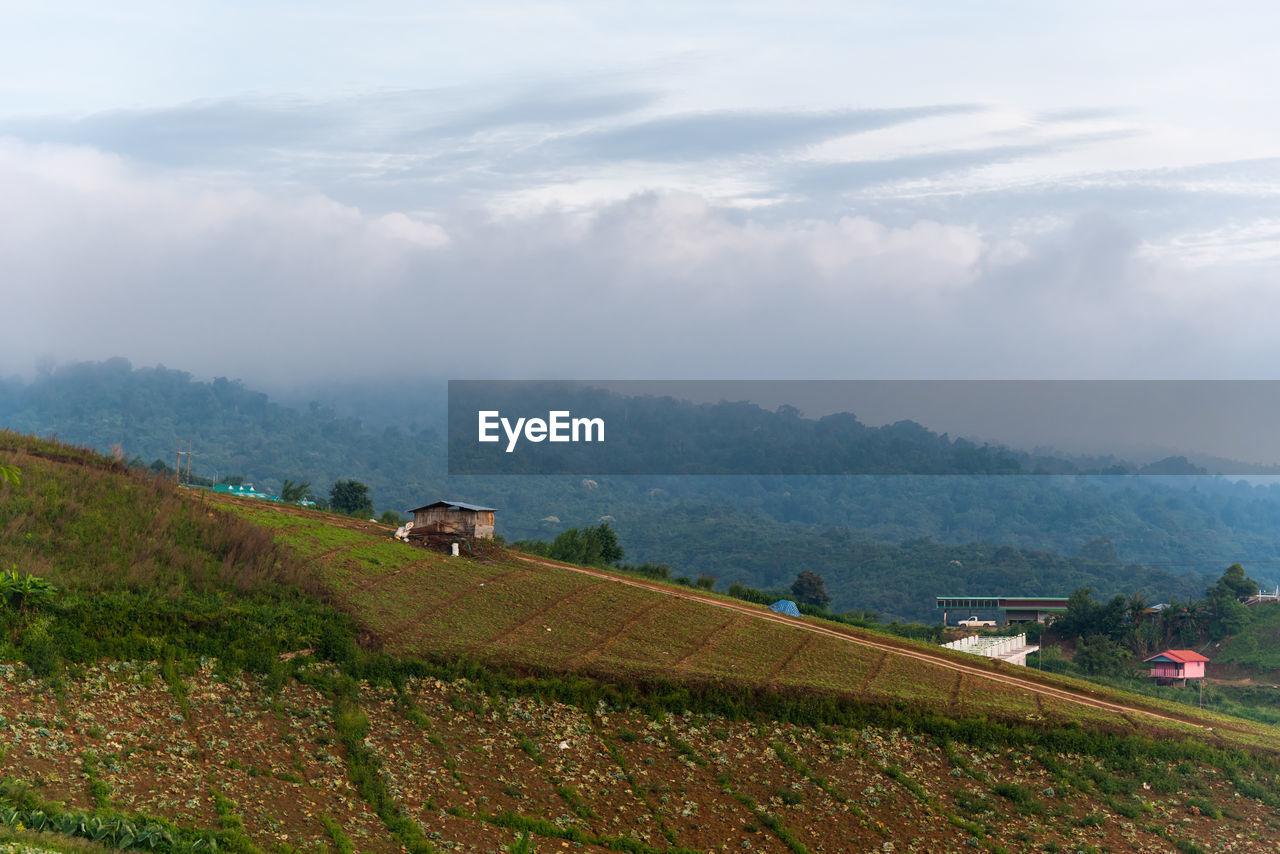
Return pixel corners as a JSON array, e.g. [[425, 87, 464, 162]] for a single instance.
[[579, 192, 985, 292], [0, 84, 660, 172], [372, 212, 451, 248], [420, 88, 660, 138], [1033, 107, 1130, 124], [1, 133, 1276, 387], [7, 84, 1242, 249], [0, 138, 993, 381], [563, 105, 978, 161], [983, 211, 1140, 297], [793, 143, 1057, 194], [0, 98, 348, 167], [0, 138, 452, 377]]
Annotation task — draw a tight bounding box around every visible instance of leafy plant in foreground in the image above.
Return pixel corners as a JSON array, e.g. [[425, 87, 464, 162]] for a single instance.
[[0, 571, 55, 617]]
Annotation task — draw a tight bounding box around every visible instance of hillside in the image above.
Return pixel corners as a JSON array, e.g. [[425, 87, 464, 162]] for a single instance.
[[5, 432, 1280, 853], [10, 361, 1280, 621], [220, 498, 1279, 747]]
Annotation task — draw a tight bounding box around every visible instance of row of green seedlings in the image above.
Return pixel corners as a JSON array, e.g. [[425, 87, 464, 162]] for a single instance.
[[599, 726, 689, 849], [403, 685, 705, 854], [166, 656, 426, 854], [159, 655, 350, 854], [944, 734, 1237, 853], [17, 654, 398, 854], [299, 668, 440, 854], [1027, 747, 1242, 854], [942, 745, 1104, 852], [389, 685, 706, 854], [158, 657, 257, 854], [513, 733, 594, 823], [658, 726, 812, 854], [0, 808, 198, 851], [1035, 738, 1249, 818], [767, 740, 872, 827], [407, 679, 811, 854], [0, 783, 221, 854], [0, 666, 229, 854], [800, 725, 1010, 854], [947, 737, 1225, 853]]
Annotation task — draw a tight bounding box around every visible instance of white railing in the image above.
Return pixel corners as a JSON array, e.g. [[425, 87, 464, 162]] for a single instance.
[[942, 633, 1037, 665]]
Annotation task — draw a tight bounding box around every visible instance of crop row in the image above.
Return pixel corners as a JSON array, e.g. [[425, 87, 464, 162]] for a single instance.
[[0, 661, 390, 853]]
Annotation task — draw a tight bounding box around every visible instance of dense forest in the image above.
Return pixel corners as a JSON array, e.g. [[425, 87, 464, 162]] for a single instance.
[[3, 360, 1279, 620], [609, 505, 1210, 620]]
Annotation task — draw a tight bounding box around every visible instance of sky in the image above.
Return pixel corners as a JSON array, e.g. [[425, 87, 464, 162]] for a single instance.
[[3, 2, 1280, 385]]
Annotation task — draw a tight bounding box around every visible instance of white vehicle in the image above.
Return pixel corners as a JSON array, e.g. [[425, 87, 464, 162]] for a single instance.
[[957, 616, 997, 628]]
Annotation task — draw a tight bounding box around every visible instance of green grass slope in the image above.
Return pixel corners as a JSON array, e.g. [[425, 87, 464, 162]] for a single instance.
[[0, 430, 345, 672]]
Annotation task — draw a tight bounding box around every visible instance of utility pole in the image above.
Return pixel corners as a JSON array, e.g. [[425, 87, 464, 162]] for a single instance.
[[166, 441, 201, 486], [168, 441, 185, 485], [185, 448, 202, 487]]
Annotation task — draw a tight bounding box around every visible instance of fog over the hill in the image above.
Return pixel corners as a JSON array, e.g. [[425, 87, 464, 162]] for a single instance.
[[3, 4, 1280, 390]]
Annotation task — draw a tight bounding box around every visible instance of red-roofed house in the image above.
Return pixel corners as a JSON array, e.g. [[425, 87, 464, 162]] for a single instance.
[[1143, 650, 1209, 684]]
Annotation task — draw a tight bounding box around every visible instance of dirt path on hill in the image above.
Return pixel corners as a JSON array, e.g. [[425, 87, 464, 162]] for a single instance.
[[511, 553, 1235, 736]]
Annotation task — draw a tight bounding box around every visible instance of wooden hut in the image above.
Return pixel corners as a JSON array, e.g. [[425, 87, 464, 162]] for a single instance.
[[407, 500, 496, 540]]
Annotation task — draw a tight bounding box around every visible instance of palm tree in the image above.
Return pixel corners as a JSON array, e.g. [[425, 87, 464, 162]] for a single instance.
[[1131, 620, 1160, 658], [1127, 592, 1149, 627], [1163, 598, 1207, 647], [1158, 599, 1179, 647], [1182, 598, 1208, 645]]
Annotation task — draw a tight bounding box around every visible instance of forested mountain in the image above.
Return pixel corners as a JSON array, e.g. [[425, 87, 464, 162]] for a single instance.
[[3, 359, 1279, 620], [608, 504, 1210, 620], [0, 358, 448, 508]]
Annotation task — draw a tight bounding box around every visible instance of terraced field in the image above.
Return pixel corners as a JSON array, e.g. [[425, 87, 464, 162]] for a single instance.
[[225, 499, 1280, 753]]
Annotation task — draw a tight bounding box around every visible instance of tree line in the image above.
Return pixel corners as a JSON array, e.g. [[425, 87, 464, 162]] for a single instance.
[[1048, 563, 1261, 675]]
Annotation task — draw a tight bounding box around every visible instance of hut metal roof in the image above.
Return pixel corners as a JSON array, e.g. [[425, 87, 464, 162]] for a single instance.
[[409, 500, 496, 513]]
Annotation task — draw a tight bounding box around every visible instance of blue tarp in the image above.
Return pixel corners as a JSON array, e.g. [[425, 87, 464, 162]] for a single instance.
[[769, 599, 801, 617]]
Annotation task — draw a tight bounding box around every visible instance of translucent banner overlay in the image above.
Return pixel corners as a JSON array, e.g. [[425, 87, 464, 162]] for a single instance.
[[447, 380, 1280, 476]]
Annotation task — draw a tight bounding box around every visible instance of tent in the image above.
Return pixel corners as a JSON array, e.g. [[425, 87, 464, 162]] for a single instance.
[[769, 599, 801, 617]]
